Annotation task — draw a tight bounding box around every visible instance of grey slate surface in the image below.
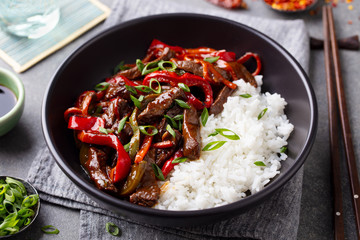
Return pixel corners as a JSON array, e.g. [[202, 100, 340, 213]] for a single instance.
[[1, 0, 359, 239]]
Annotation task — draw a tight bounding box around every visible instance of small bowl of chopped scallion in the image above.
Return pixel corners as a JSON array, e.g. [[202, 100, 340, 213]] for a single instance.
[[0, 176, 40, 238]]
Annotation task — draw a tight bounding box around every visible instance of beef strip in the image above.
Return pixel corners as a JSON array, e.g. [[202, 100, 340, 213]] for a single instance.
[[84, 147, 117, 193], [173, 59, 230, 80], [155, 129, 182, 166], [117, 47, 176, 80], [129, 148, 160, 207], [209, 86, 235, 116], [137, 87, 186, 125], [226, 62, 257, 87], [182, 104, 201, 160], [104, 79, 131, 101]]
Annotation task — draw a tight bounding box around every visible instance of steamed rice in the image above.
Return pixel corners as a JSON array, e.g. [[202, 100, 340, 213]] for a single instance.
[[154, 76, 294, 210]]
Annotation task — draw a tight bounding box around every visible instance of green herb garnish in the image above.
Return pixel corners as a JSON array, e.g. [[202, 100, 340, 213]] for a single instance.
[[136, 59, 144, 72], [149, 78, 162, 94], [99, 127, 108, 134], [240, 94, 252, 98], [174, 99, 190, 109], [113, 61, 130, 74], [134, 85, 152, 93], [94, 82, 110, 91], [254, 161, 266, 167], [123, 142, 130, 152], [158, 60, 177, 72], [139, 125, 158, 136], [130, 95, 143, 109], [257, 108, 268, 120], [172, 157, 188, 164], [106, 222, 120, 236], [152, 163, 165, 181], [142, 61, 160, 75], [164, 115, 178, 129], [280, 146, 288, 153], [202, 141, 227, 151], [41, 225, 60, 234], [204, 56, 220, 63], [214, 128, 240, 140], [201, 107, 209, 126], [125, 85, 137, 95], [166, 124, 176, 138], [178, 83, 190, 92], [117, 116, 128, 133]]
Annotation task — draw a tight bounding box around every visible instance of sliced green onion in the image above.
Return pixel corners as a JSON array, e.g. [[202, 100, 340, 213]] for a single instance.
[[106, 222, 120, 236], [166, 124, 176, 138], [94, 82, 110, 91], [142, 61, 160, 75], [202, 141, 227, 151], [254, 161, 266, 167], [6, 178, 26, 195], [149, 79, 162, 94], [99, 127, 108, 135], [174, 99, 190, 109], [24, 218, 31, 226], [204, 56, 220, 63], [113, 60, 130, 74], [178, 83, 190, 92], [208, 131, 219, 137], [214, 128, 240, 140], [240, 93, 252, 98], [280, 146, 288, 153], [158, 60, 177, 71], [164, 115, 178, 129], [139, 125, 158, 136], [257, 108, 268, 120], [151, 163, 165, 181], [125, 85, 137, 95], [21, 195, 39, 208], [117, 116, 128, 133], [94, 105, 103, 115], [172, 157, 187, 164], [123, 142, 130, 152], [176, 69, 186, 76], [136, 59, 144, 72], [134, 85, 152, 93], [201, 108, 209, 126], [17, 208, 34, 218], [130, 95, 143, 109], [173, 114, 183, 121], [41, 225, 60, 234]]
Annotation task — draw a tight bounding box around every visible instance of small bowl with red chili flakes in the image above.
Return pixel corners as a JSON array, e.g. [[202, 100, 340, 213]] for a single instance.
[[264, 0, 318, 13]]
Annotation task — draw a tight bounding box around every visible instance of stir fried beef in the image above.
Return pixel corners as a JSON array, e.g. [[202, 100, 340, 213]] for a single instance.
[[130, 148, 160, 207], [65, 39, 262, 207], [182, 104, 201, 159], [83, 147, 117, 193], [138, 87, 186, 124], [209, 86, 235, 116]]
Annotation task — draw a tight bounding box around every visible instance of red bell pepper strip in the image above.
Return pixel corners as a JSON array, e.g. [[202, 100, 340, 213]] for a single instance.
[[64, 91, 95, 121], [77, 131, 131, 183], [211, 50, 236, 62], [237, 52, 262, 76], [153, 140, 174, 149], [134, 134, 153, 163], [148, 39, 184, 55], [143, 71, 213, 109], [68, 116, 105, 131], [161, 148, 183, 178]]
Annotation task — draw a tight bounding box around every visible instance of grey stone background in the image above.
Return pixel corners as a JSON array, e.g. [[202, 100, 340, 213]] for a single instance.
[[1, 0, 359, 239]]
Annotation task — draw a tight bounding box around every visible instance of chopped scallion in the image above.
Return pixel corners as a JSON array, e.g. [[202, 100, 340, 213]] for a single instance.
[[240, 93, 252, 98], [136, 59, 144, 72], [134, 85, 152, 93], [106, 222, 120, 236], [214, 128, 240, 140], [113, 60, 130, 74], [125, 85, 137, 95], [94, 82, 110, 91], [164, 115, 178, 129], [280, 146, 288, 153], [178, 83, 190, 92], [201, 108, 208, 126], [166, 124, 176, 138], [254, 161, 266, 167], [151, 163, 165, 181], [172, 157, 187, 164], [130, 95, 143, 109], [202, 141, 227, 151], [117, 116, 128, 133], [257, 108, 268, 120], [139, 125, 158, 136], [99, 127, 108, 135], [142, 61, 160, 75], [174, 99, 190, 109], [158, 60, 177, 72], [149, 79, 162, 94], [204, 56, 219, 63], [41, 225, 60, 234]]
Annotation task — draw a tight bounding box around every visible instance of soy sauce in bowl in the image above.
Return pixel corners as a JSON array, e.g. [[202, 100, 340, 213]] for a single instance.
[[0, 84, 17, 117]]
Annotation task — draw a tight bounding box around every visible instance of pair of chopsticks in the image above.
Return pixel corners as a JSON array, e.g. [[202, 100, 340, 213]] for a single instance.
[[322, 5, 360, 240]]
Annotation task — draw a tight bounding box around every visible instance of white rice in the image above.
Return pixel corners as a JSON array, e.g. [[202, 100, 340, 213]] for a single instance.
[[154, 76, 294, 210]]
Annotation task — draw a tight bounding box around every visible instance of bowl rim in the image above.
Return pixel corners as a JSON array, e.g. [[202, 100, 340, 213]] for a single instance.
[[42, 13, 317, 218], [0, 68, 25, 123]]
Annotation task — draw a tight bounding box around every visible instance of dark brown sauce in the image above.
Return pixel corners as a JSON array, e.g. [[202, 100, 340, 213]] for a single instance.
[[0, 85, 17, 118]]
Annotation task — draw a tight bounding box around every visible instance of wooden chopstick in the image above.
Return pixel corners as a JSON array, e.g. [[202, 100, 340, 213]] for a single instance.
[[322, 6, 345, 240], [323, 5, 360, 239]]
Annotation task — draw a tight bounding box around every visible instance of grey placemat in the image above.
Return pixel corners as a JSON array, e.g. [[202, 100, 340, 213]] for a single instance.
[[28, 0, 310, 239]]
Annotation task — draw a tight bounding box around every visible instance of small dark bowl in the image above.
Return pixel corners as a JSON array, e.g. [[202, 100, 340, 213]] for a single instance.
[[0, 176, 40, 238], [42, 14, 317, 227], [263, 0, 319, 13]]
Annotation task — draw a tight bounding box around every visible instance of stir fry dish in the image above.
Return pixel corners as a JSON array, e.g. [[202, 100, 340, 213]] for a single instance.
[[64, 39, 261, 207]]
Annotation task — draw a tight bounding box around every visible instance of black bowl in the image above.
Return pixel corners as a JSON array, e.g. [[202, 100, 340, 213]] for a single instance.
[[42, 13, 317, 227]]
